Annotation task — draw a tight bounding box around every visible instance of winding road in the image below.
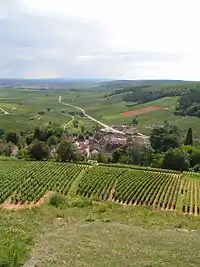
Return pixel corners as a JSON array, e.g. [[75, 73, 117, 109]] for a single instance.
[[59, 96, 147, 138], [60, 97, 125, 135], [0, 108, 10, 115]]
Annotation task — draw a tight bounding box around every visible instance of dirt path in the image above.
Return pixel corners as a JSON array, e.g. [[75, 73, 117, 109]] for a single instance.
[[59, 96, 148, 138], [1, 191, 53, 210], [0, 107, 10, 115]]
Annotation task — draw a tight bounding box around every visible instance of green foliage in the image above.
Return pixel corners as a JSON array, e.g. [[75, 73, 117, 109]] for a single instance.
[[92, 152, 111, 163], [132, 117, 138, 126], [6, 131, 20, 145], [150, 122, 180, 152], [177, 87, 200, 117], [0, 161, 83, 204], [184, 127, 193, 146], [193, 164, 200, 172], [67, 196, 92, 208], [25, 134, 34, 146], [0, 128, 5, 137], [181, 145, 200, 167], [162, 148, 190, 171], [151, 153, 163, 168], [49, 193, 66, 208], [47, 135, 58, 146], [109, 82, 194, 104], [57, 140, 76, 162], [112, 148, 123, 163], [112, 145, 153, 166], [28, 141, 49, 161]]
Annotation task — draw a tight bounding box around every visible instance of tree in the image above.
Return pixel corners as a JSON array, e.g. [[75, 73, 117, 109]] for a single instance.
[[93, 124, 101, 133], [81, 125, 85, 133], [184, 128, 193, 146], [162, 148, 190, 171], [112, 148, 123, 163], [151, 153, 164, 168], [28, 141, 49, 161], [57, 140, 76, 162], [47, 135, 58, 146], [181, 145, 200, 167], [6, 131, 20, 145], [0, 128, 4, 137], [92, 152, 111, 163], [4, 142, 14, 156], [33, 127, 43, 141], [26, 134, 34, 146], [73, 120, 79, 128], [150, 123, 180, 153], [132, 117, 138, 126]]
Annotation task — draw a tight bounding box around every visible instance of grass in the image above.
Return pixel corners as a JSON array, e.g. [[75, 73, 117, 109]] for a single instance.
[[1, 201, 200, 266], [1, 88, 200, 138], [0, 157, 199, 262]]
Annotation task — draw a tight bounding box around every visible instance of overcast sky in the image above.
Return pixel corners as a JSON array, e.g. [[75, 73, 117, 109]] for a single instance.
[[1, 0, 200, 80]]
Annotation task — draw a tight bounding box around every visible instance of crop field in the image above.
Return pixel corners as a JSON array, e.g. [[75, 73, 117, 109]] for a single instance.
[[1, 160, 200, 216], [0, 161, 84, 205], [2, 160, 200, 266], [1, 88, 200, 137], [122, 106, 165, 116]]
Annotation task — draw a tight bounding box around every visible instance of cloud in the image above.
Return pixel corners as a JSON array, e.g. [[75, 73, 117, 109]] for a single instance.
[[0, 0, 199, 79], [0, 0, 111, 77]]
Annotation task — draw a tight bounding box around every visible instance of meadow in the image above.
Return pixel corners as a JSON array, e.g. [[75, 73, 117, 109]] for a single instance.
[[1, 87, 200, 139]]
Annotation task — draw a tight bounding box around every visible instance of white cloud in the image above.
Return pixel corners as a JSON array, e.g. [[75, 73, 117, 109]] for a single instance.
[[0, 0, 200, 79]]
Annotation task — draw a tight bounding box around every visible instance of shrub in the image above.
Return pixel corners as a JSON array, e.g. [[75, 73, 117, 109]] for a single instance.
[[49, 193, 66, 208], [69, 197, 92, 208]]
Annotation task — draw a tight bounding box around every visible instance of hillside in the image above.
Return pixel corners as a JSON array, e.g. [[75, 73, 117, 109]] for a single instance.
[[1, 83, 200, 138], [0, 160, 199, 215], [97, 79, 193, 90], [1, 160, 200, 266]]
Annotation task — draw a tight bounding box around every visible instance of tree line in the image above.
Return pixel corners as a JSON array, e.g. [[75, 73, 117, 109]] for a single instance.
[[0, 121, 200, 172]]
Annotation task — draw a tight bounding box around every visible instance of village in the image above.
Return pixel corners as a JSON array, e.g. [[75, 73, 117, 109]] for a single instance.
[[73, 124, 150, 158]]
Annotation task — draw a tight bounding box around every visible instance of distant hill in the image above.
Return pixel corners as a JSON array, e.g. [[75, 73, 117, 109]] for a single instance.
[[97, 79, 196, 90], [0, 78, 109, 89], [0, 78, 198, 90]]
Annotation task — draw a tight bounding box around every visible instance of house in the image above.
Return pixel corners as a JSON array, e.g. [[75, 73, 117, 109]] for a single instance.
[[89, 141, 102, 154], [75, 140, 90, 155]]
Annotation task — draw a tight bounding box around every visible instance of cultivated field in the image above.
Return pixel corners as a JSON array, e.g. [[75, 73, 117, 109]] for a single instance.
[[1, 160, 200, 266], [1, 160, 200, 216], [122, 106, 164, 116], [1, 88, 200, 138]]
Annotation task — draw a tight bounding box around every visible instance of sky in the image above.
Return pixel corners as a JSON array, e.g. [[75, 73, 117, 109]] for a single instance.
[[1, 0, 200, 80]]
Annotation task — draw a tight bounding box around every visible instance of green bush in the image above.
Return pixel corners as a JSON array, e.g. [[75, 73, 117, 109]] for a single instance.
[[69, 197, 92, 208], [49, 193, 66, 208]]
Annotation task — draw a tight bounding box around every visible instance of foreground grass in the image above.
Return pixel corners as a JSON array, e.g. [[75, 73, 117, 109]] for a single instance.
[[1, 199, 200, 266]]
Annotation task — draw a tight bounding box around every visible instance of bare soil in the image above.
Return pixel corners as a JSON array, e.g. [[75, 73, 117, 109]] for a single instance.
[[122, 106, 164, 117], [1, 191, 54, 210], [107, 188, 115, 202]]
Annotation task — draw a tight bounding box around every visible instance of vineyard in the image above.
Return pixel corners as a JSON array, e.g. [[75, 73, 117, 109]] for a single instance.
[[1, 160, 200, 215], [0, 161, 83, 204], [76, 166, 200, 215]]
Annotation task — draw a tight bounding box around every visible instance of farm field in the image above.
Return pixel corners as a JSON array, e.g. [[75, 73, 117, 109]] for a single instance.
[[122, 106, 165, 116], [1, 160, 200, 216], [1, 160, 200, 266], [1, 88, 200, 138]]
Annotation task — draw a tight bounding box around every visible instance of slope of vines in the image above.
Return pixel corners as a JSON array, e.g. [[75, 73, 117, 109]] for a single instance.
[[0, 161, 83, 204], [77, 167, 182, 211], [177, 172, 200, 216], [1, 160, 200, 215]]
